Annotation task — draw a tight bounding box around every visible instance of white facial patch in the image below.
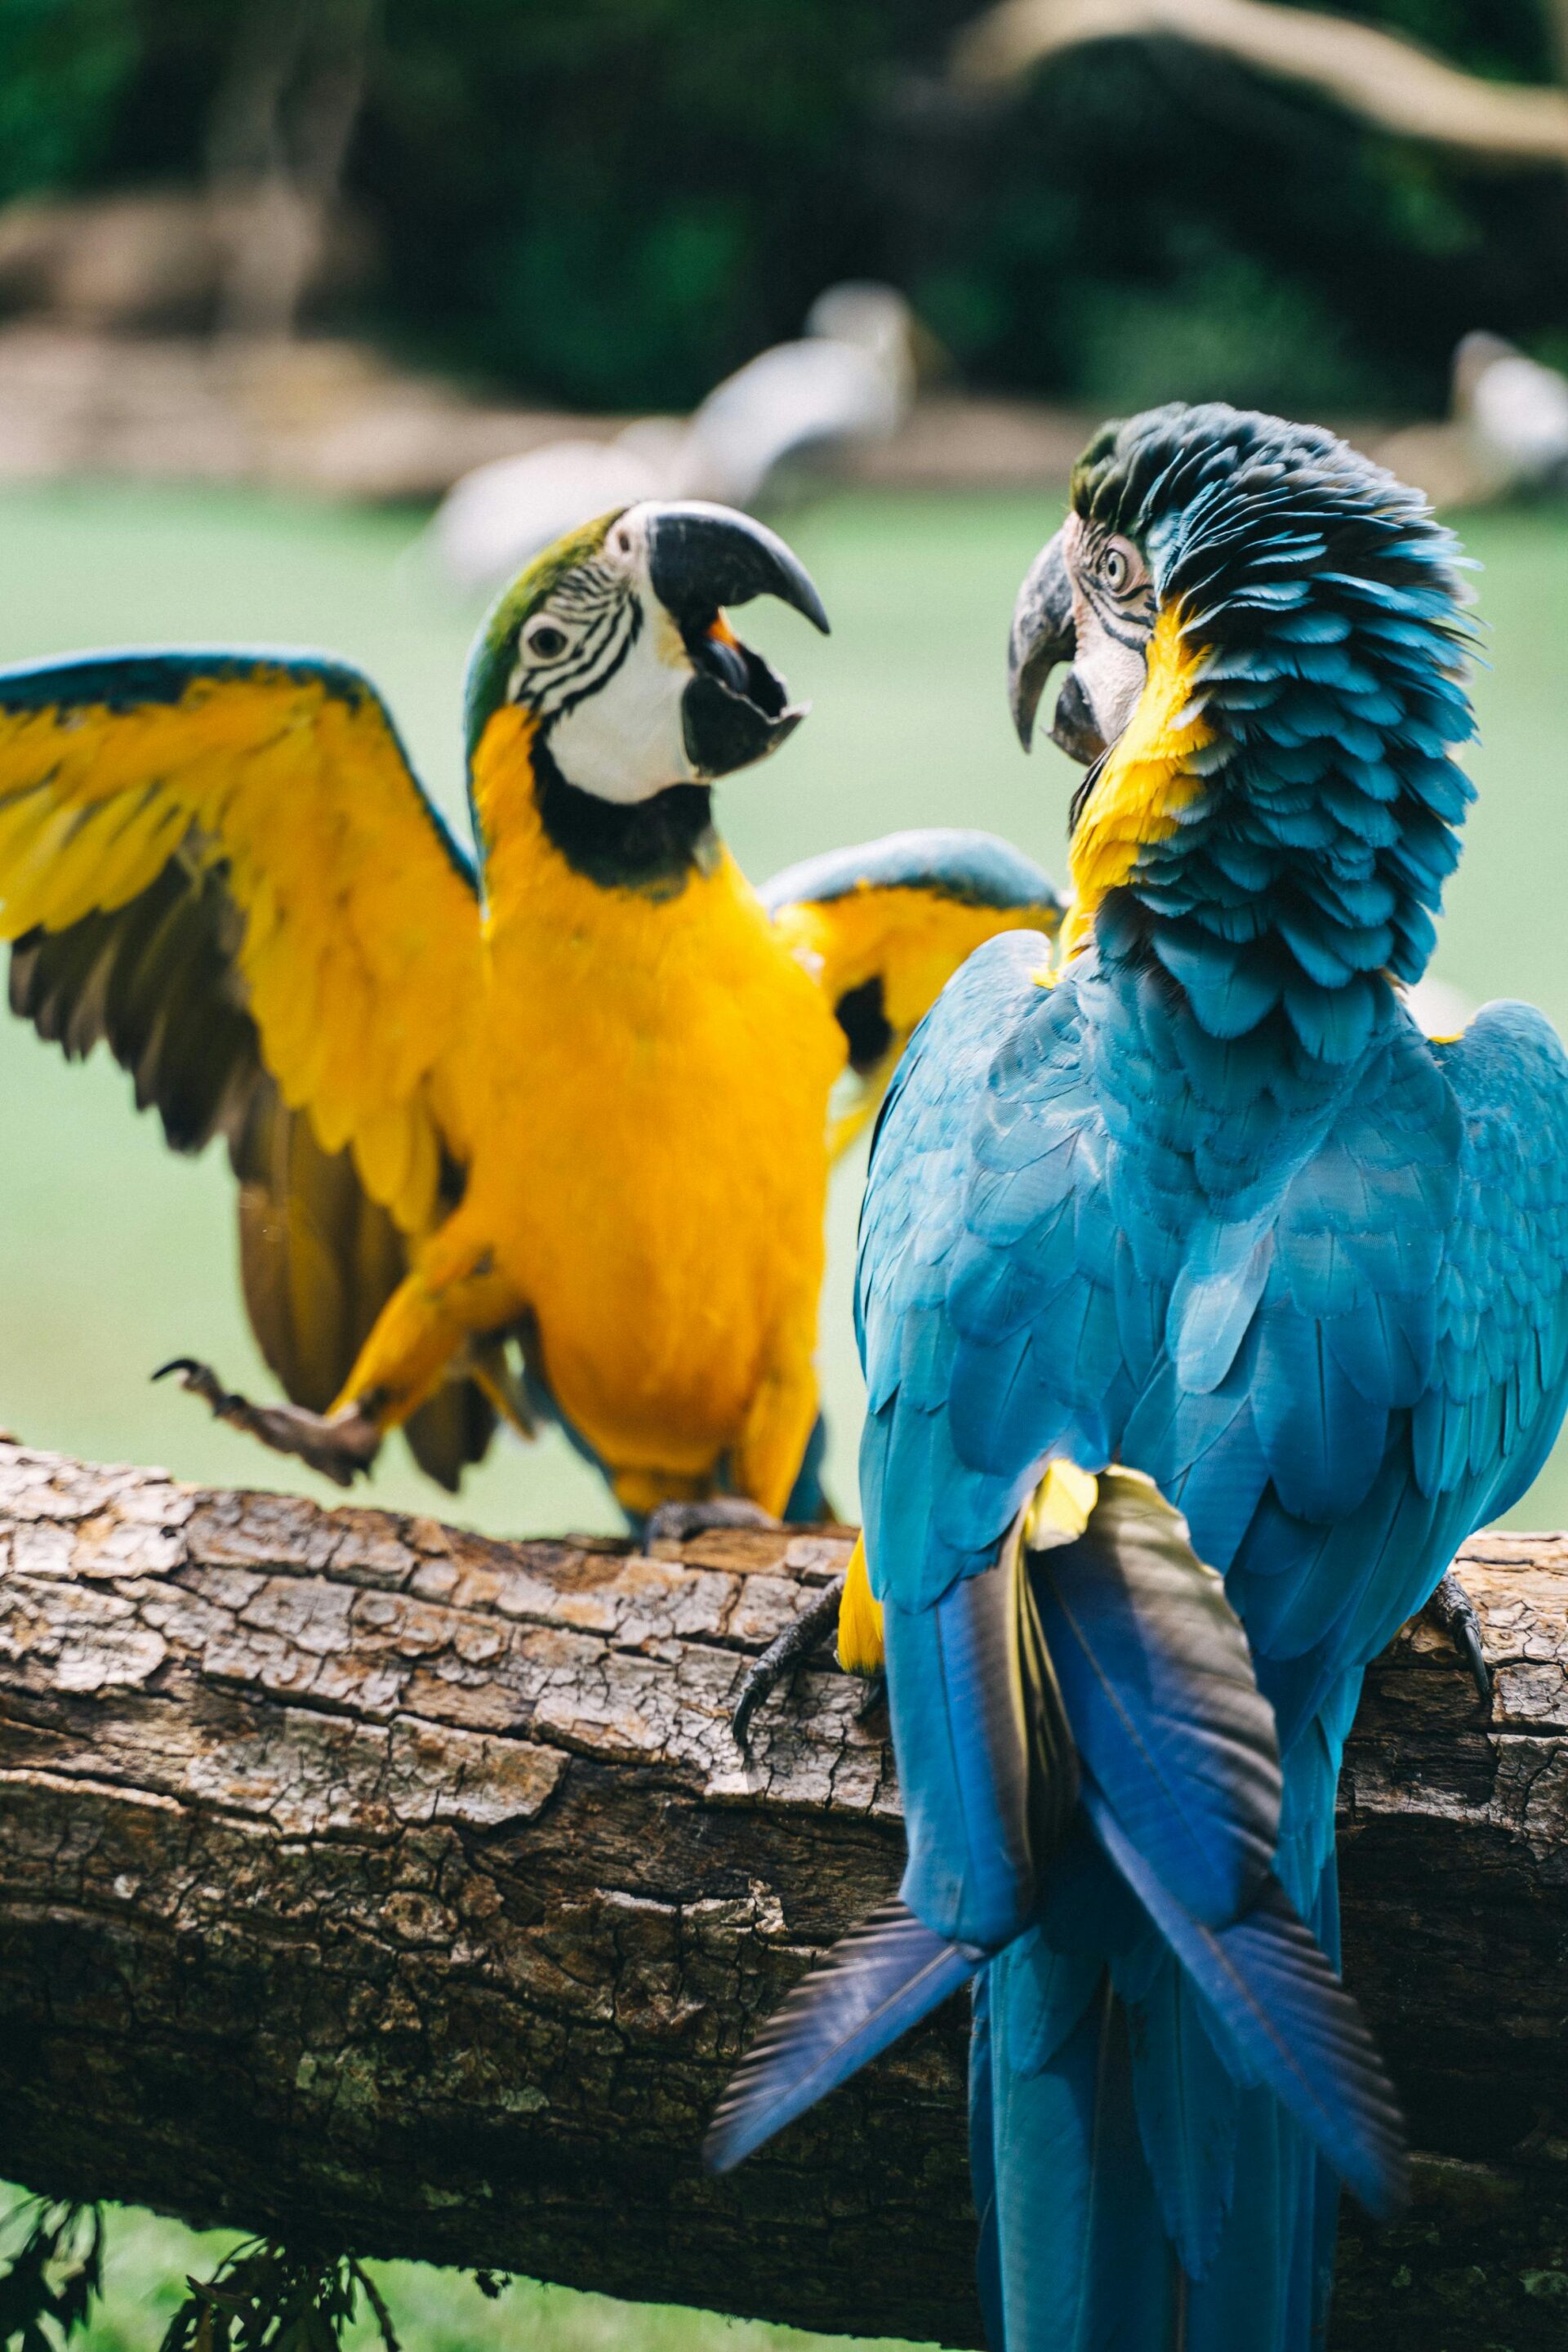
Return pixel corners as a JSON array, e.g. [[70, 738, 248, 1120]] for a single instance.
[[546, 606, 697, 803], [1073, 619, 1148, 748], [1063, 511, 1154, 747]]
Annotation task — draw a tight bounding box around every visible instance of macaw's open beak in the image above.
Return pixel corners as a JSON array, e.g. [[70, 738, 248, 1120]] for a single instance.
[[644, 502, 830, 779], [1008, 528, 1104, 768]]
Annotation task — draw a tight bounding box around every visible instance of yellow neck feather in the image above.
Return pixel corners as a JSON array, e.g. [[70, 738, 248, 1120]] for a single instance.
[[1061, 604, 1214, 961], [470, 704, 542, 929]]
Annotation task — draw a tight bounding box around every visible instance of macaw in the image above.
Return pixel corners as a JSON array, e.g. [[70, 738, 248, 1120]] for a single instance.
[[0, 500, 1061, 1540], [706, 407, 1568, 2350]]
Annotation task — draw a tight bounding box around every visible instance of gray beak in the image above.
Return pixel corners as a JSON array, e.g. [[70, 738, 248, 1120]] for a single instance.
[[1009, 528, 1077, 752]]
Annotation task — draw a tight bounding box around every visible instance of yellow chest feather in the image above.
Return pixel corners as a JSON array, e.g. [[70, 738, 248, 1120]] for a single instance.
[[465, 714, 844, 1461]]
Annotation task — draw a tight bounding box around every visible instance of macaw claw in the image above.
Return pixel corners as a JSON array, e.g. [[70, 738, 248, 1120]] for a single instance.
[[730, 1574, 845, 1753], [644, 1497, 780, 1547], [1422, 1568, 1492, 1708], [153, 1358, 381, 1488]]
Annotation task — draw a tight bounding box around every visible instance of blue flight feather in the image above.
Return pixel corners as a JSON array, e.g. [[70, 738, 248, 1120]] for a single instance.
[[1085, 1789, 1408, 2220], [1030, 1474, 1281, 1929], [702, 1900, 978, 2173], [760, 826, 1062, 916]]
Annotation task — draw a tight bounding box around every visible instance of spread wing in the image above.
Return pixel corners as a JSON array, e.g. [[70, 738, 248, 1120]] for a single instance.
[[858, 941, 1568, 1750], [0, 648, 493, 1486], [760, 828, 1063, 1152]]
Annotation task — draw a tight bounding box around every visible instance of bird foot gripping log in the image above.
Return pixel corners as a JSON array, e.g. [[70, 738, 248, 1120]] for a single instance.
[[1, 1443, 1567, 2348]]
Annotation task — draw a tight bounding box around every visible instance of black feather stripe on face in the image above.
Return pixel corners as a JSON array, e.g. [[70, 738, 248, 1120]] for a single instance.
[[510, 556, 641, 723]]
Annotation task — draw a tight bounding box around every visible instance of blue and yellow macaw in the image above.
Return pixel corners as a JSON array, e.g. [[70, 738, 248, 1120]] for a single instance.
[[707, 408, 1568, 2347], [0, 500, 1060, 1540]]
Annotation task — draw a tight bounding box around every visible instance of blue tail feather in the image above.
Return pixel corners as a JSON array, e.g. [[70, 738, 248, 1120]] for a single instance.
[[1085, 1788, 1406, 2221], [1114, 1948, 1241, 2278], [970, 1971, 1006, 2352], [987, 1976, 1177, 2350], [702, 1899, 977, 2174]]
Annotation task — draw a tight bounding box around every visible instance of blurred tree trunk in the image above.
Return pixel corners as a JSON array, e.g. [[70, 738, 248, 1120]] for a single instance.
[[953, 0, 1568, 168], [205, 0, 377, 342], [0, 1444, 1566, 2346]]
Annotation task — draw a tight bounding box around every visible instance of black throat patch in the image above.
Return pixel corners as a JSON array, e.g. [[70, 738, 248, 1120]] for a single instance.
[[532, 733, 719, 898]]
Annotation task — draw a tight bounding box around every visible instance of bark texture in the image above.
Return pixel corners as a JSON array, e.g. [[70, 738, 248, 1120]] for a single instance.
[[0, 1441, 1566, 2348]]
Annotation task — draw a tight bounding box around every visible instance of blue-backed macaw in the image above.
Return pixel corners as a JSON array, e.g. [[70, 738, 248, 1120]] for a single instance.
[[706, 407, 1568, 2348], [0, 500, 1060, 1541]]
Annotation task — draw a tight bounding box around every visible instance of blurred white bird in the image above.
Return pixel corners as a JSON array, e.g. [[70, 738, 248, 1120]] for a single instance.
[[1452, 331, 1568, 496], [433, 283, 917, 593]]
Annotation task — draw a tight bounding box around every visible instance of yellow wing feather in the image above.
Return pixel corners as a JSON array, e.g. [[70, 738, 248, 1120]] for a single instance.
[[768, 862, 1063, 1156], [0, 656, 483, 1232]]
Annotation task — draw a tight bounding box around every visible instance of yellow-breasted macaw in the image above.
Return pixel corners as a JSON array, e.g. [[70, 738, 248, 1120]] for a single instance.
[[0, 500, 1060, 1539], [706, 408, 1568, 2348]]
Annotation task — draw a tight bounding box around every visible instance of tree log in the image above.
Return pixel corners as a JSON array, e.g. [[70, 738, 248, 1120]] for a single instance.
[[0, 1441, 1566, 2348]]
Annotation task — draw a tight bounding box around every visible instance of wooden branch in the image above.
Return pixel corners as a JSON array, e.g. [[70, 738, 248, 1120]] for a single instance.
[[1, 1443, 1566, 2348], [952, 0, 1568, 169]]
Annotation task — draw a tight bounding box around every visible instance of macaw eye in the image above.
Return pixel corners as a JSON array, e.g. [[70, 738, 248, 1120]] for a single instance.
[[1101, 540, 1145, 597], [524, 618, 571, 662]]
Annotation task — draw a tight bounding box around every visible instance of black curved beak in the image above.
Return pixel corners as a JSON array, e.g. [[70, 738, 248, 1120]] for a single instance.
[[644, 502, 830, 779], [646, 501, 831, 635], [1008, 528, 1105, 768]]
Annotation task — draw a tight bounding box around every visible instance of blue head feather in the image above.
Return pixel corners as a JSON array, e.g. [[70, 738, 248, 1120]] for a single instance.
[[1071, 404, 1475, 1035]]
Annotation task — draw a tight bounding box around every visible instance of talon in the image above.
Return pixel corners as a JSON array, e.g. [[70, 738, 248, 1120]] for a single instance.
[[154, 1356, 381, 1487], [154, 1356, 237, 1411], [730, 1574, 845, 1753], [645, 1497, 780, 1548], [1424, 1568, 1492, 1708], [854, 1668, 888, 1726]]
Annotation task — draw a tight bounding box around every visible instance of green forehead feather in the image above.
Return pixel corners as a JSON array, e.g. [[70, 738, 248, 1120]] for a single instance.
[[462, 506, 627, 755], [1068, 421, 1126, 519]]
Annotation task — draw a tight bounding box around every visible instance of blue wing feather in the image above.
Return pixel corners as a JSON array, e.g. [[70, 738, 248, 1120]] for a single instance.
[[703, 1900, 978, 2173], [853, 936, 1568, 2323], [759, 826, 1062, 916]]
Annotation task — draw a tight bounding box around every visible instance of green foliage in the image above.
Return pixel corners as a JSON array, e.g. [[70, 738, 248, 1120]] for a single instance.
[[7, 0, 1568, 413], [1062, 243, 1391, 414], [0, 2199, 105, 2352], [913, 27, 1568, 415], [0, 0, 138, 208], [157, 2245, 397, 2352]]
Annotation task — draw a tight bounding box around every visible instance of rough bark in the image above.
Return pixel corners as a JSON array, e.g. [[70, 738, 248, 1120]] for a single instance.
[[0, 1443, 1565, 2348]]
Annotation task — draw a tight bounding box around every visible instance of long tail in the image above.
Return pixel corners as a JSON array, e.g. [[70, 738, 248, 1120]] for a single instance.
[[982, 1961, 1338, 2350], [706, 1476, 1401, 2348]]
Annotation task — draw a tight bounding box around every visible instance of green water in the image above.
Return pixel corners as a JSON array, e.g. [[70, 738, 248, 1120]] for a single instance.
[[0, 484, 1565, 2350]]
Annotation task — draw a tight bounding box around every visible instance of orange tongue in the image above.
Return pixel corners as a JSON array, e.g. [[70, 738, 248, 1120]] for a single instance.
[[707, 612, 741, 647]]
